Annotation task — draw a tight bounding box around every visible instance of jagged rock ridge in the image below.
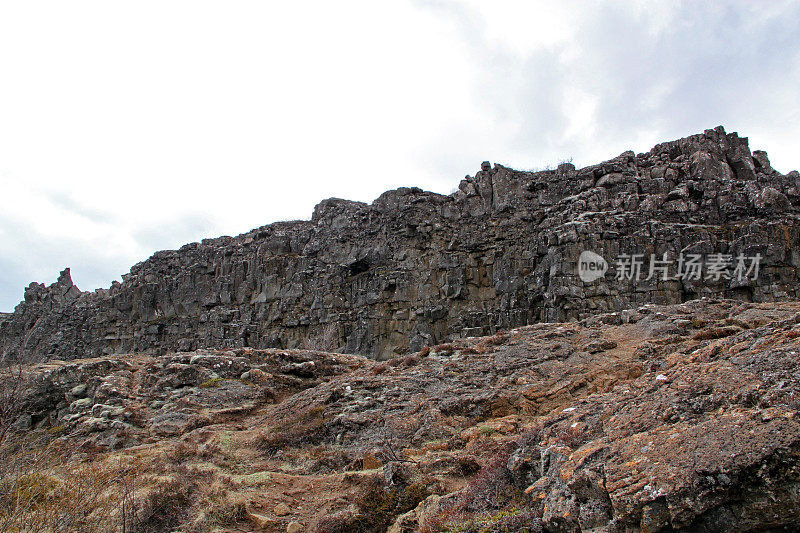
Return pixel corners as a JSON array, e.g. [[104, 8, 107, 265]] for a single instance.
[[1, 126, 799, 361]]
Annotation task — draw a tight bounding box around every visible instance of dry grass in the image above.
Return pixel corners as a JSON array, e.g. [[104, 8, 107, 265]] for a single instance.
[[0, 435, 145, 533], [0, 421, 246, 533], [257, 403, 328, 453], [132, 465, 246, 533], [459, 346, 486, 355], [692, 325, 742, 340], [316, 471, 431, 533], [422, 444, 528, 532]]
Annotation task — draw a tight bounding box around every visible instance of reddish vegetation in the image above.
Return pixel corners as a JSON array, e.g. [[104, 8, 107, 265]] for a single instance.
[[3, 300, 800, 531]]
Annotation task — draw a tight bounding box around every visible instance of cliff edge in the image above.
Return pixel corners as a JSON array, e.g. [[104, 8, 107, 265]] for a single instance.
[[2, 126, 799, 362]]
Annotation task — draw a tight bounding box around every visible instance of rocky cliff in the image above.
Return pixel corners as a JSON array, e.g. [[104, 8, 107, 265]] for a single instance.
[[2, 126, 799, 362]]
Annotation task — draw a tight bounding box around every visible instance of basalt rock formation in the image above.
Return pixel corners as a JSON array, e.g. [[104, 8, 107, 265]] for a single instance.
[[4, 299, 800, 532], [2, 126, 800, 362]]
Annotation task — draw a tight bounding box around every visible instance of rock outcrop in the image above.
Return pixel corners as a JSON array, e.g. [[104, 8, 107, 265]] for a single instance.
[[4, 299, 800, 531], [2, 126, 800, 362]]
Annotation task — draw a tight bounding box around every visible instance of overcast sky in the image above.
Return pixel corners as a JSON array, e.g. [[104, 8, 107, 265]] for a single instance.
[[1, 1, 799, 312]]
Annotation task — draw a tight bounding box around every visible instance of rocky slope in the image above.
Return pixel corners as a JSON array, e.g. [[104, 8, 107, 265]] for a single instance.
[[3, 298, 800, 532], [2, 126, 800, 362]]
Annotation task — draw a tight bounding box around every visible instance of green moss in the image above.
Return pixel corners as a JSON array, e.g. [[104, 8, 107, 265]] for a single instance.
[[443, 507, 528, 533], [238, 471, 273, 484], [218, 431, 234, 447], [200, 377, 224, 388]]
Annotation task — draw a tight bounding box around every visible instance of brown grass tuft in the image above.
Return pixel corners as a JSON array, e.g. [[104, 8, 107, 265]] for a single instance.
[[257, 404, 328, 453]]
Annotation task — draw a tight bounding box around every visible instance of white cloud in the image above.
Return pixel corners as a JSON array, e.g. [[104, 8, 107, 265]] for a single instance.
[[1, 0, 799, 310]]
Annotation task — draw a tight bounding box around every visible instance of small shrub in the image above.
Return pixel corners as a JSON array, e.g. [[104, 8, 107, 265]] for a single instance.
[[2, 471, 60, 511], [308, 446, 352, 474], [457, 454, 521, 512], [484, 331, 508, 347], [402, 355, 420, 367], [351, 474, 430, 533], [433, 344, 455, 356], [257, 404, 328, 453], [553, 423, 585, 448], [0, 437, 148, 533], [133, 477, 193, 532], [425, 446, 525, 531], [302, 323, 339, 352], [167, 441, 197, 464], [372, 363, 389, 375], [196, 493, 248, 528]]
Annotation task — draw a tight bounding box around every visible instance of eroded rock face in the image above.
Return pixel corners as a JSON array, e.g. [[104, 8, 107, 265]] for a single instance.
[[2, 126, 800, 362], [4, 347, 366, 449]]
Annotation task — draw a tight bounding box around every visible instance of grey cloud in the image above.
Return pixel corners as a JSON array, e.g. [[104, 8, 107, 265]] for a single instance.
[[43, 190, 119, 224], [0, 255, 29, 314], [415, 1, 800, 173], [132, 213, 217, 254], [575, 3, 797, 155], [0, 211, 124, 311], [580, 2, 800, 133], [0, 209, 220, 312]]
